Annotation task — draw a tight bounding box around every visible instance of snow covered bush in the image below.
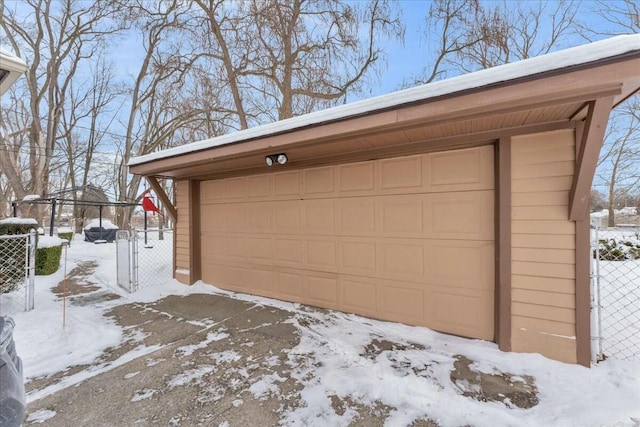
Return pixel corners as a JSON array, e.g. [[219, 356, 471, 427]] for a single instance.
[[0, 218, 37, 236], [35, 236, 63, 275], [0, 218, 37, 293], [597, 237, 640, 261], [57, 227, 73, 247]]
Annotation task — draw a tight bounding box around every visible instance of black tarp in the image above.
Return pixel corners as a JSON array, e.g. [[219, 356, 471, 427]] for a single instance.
[[84, 228, 117, 243]]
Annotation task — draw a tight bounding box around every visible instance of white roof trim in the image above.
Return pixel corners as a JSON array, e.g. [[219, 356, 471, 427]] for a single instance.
[[129, 34, 640, 167], [0, 48, 28, 95]]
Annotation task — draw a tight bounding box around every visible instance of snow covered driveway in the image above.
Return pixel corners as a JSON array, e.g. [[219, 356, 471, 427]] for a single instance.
[[9, 241, 640, 426]]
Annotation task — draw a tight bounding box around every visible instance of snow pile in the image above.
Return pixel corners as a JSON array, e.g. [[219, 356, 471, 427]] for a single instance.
[[84, 219, 118, 230], [57, 227, 72, 233], [36, 236, 63, 249], [22, 195, 41, 201]]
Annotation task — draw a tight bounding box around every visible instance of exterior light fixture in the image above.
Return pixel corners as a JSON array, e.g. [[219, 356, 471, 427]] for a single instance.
[[265, 153, 288, 167]]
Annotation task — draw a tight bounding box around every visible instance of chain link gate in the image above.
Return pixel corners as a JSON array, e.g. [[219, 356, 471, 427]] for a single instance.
[[115, 228, 174, 293], [591, 226, 640, 362], [0, 230, 36, 314]]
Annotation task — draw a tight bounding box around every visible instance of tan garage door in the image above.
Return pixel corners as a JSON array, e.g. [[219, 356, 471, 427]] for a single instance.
[[200, 145, 495, 340]]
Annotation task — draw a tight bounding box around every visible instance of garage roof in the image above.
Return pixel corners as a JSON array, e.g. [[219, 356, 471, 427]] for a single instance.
[[0, 48, 28, 95], [129, 35, 640, 179]]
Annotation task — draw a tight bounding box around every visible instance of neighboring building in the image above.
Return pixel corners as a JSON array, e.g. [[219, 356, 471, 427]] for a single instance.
[[0, 48, 27, 95], [129, 35, 640, 366]]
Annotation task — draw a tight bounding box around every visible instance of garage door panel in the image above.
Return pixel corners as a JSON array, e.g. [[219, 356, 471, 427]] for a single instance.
[[225, 204, 245, 232], [224, 177, 246, 199], [275, 238, 303, 265], [339, 199, 377, 234], [380, 241, 425, 281], [201, 204, 226, 231], [341, 278, 378, 316], [245, 203, 273, 232], [426, 145, 494, 192], [426, 240, 494, 291], [247, 267, 274, 296], [306, 274, 339, 309], [202, 234, 245, 261], [338, 161, 375, 192], [339, 239, 377, 275], [201, 180, 225, 202], [381, 285, 425, 325], [274, 170, 301, 196], [275, 201, 301, 233], [201, 147, 495, 341], [303, 200, 336, 234], [379, 155, 422, 190], [246, 236, 273, 261], [247, 173, 273, 198], [306, 238, 338, 269], [275, 271, 304, 301], [304, 166, 335, 194], [381, 196, 424, 234], [426, 288, 494, 340], [425, 191, 494, 240]]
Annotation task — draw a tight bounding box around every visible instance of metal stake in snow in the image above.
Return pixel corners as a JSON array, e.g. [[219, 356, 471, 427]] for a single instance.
[[62, 240, 69, 327]]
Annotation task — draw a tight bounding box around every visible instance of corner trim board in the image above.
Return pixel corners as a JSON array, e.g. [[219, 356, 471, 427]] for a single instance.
[[575, 219, 591, 367], [496, 137, 512, 351]]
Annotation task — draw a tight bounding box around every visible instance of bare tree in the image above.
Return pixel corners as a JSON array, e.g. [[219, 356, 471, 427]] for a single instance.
[[582, 0, 639, 38], [112, 0, 211, 228], [0, 0, 121, 222], [192, 0, 403, 127], [596, 99, 640, 227], [56, 59, 119, 231], [406, 0, 578, 85], [406, 0, 483, 85]]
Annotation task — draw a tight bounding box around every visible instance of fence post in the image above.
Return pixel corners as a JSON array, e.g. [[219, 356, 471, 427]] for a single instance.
[[131, 230, 139, 292], [27, 229, 36, 311], [590, 226, 603, 362]]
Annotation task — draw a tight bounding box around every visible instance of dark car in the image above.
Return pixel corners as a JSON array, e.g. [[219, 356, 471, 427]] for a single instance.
[[0, 316, 25, 427]]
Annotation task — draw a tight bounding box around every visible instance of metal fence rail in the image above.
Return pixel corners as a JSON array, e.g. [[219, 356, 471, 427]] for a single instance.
[[591, 226, 640, 362], [0, 231, 36, 315]]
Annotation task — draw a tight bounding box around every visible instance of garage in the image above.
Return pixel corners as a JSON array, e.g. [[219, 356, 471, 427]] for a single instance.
[[129, 36, 640, 365], [200, 146, 494, 340]]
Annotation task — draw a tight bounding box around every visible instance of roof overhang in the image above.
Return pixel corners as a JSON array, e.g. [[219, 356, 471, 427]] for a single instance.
[[129, 36, 640, 185], [0, 49, 28, 95]]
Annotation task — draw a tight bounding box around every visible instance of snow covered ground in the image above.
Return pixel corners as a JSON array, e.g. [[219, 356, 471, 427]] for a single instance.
[[3, 238, 640, 426]]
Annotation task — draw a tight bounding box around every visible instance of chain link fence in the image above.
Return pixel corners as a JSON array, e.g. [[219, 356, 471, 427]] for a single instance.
[[591, 226, 640, 362], [0, 231, 36, 315], [118, 228, 173, 292]]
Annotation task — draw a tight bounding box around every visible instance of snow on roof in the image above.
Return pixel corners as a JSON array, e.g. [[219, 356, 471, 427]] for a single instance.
[[0, 47, 28, 95], [129, 35, 640, 167], [84, 219, 119, 230], [0, 47, 27, 69]]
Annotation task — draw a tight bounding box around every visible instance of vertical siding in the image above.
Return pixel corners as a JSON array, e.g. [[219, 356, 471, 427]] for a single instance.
[[511, 129, 577, 363], [174, 180, 192, 284]]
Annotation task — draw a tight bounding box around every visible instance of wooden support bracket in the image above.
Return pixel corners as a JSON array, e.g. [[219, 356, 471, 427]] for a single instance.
[[146, 176, 177, 223], [569, 96, 615, 221]]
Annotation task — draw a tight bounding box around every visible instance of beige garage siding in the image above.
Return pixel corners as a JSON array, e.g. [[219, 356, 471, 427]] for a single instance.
[[200, 146, 495, 340], [511, 129, 577, 363]]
